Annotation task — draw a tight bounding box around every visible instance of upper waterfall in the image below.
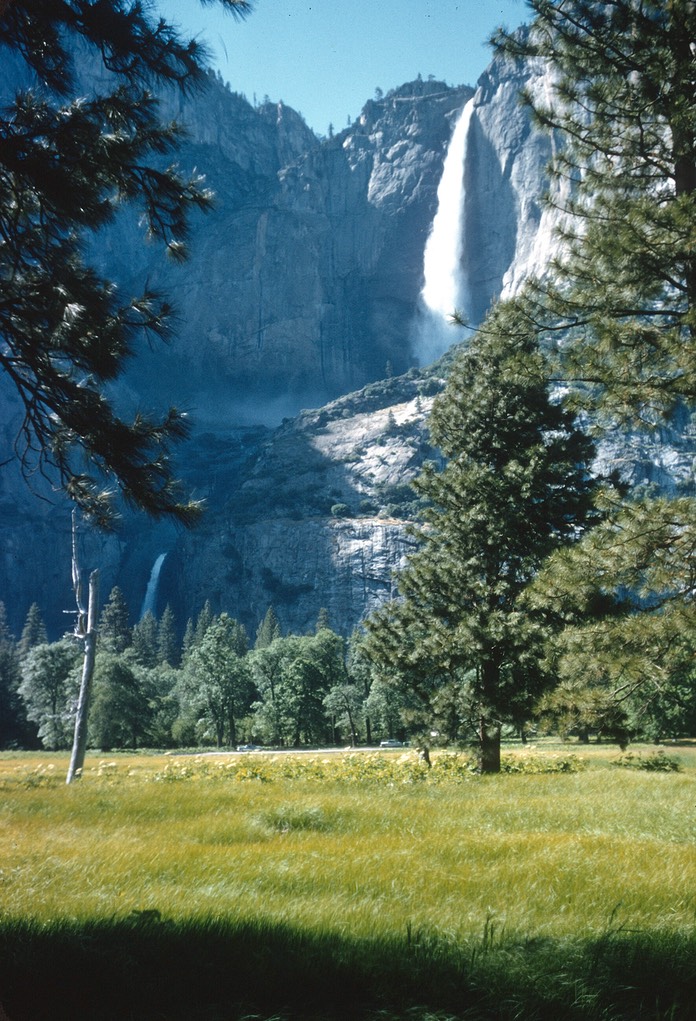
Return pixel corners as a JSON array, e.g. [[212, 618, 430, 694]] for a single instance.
[[415, 98, 474, 364]]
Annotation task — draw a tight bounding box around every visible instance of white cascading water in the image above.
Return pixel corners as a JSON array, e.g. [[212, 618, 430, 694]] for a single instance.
[[139, 552, 167, 619], [415, 97, 474, 364]]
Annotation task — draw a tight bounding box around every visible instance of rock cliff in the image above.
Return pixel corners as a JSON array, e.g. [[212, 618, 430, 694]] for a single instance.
[[1, 46, 690, 641], [98, 74, 474, 423]]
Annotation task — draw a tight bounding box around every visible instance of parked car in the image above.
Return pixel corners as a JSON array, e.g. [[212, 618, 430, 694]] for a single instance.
[[379, 739, 404, 748], [236, 744, 262, 752]]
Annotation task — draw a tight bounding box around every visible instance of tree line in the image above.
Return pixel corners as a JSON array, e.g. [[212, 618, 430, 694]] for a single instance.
[[0, 598, 411, 752], [0, 579, 693, 755]]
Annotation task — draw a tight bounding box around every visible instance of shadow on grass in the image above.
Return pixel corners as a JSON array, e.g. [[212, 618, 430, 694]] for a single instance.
[[0, 915, 694, 1021]]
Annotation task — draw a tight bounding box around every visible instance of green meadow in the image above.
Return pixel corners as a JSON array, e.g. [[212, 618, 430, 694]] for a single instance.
[[0, 744, 695, 1020]]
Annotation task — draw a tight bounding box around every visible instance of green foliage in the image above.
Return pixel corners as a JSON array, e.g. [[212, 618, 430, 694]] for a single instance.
[[493, 0, 696, 423], [491, 1, 696, 738], [0, 602, 28, 748], [363, 323, 599, 770], [0, 1, 252, 524], [131, 611, 159, 669], [140, 664, 181, 749], [314, 607, 330, 633], [254, 605, 281, 649], [88, 653, 150, 750], [528, 495, 696, 743], [323, 682, 364, 745], [611, 750, 683, 772], [17, 603, 48, 662], [18, 638, 81, 749], [180, 614, 252, 747], [99, 587, 132, 654], [250, 629, 346, 747], [157, 605, 179, 667]]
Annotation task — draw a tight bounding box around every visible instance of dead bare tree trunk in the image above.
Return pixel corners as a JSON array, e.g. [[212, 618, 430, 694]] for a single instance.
[[66, 511, 100, 784]]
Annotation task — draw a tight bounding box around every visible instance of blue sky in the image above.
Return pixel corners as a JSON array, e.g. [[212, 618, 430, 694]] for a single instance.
[[158, 0, 529, 134]]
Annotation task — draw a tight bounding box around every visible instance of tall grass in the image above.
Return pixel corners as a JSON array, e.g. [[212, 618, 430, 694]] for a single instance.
[[0, 746, 694, 1019]]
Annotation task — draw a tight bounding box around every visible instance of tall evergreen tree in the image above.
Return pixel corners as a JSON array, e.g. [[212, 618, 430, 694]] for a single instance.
[[17, 603, 48, 662], [363, 317, 600, 771], [493, 0, 696, 422], [131, 611, 159, 669], [157, 605, 179, 667], [254, 605, 281, 649], [193, 600, 215, 648], [315, 607, 331, 634], [0, 602, 26, 747], [0, 0, 252, 525], [493, 1, 696, 703], [99, 587, 132, 654], [181, 617, 196, 662]]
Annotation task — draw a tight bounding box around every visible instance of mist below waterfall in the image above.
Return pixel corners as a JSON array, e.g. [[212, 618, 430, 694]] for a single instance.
[[413, 98, 474, 365]]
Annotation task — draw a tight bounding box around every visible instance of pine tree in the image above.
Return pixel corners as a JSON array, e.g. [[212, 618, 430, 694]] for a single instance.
[[181, 618, 196, 661], [492, 1, 696, 710], [315, 607, 331, 634], [194, 601, 215, 647], [363, 316, 600, 771], [492, 0, 696, 422], [131, 611, 159, 669], [157, 605, 179, 667], [0, 1, 252, 525], [255, 606, 281, 649], [99, 587, 132, 654], [17, 603, 48, 662], [0, 602, 26, 747], [527, 492, 695, 743]]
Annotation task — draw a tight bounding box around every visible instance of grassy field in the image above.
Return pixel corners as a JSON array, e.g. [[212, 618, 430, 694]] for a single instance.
[[0, 743, 694, 1020]]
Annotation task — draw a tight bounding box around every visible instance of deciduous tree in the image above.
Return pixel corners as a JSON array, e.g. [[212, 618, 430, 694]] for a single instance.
[[182, 613, 252, 747], [19, 638, 81, 749]]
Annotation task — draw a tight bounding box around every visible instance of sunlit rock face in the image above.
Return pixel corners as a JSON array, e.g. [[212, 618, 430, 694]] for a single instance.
[[141, 60, 560, 420], [162, 371, 445, 638], [1, 46, 688, 642], [92, 75, 474, 425]]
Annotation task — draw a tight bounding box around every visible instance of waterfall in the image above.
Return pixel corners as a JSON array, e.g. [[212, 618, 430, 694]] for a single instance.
[[415, 98, 474, 364], [140, 552, 167, 620]]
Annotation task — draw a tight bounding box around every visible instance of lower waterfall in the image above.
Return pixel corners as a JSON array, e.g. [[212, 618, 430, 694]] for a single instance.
[[140, 552, 167, 620]]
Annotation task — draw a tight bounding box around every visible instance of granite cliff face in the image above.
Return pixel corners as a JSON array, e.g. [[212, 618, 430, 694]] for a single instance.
[[161, 370, 443, 637], [2, 47, 688, 641], [111, 59, 559, 421], [100, 75, 474, 423]]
